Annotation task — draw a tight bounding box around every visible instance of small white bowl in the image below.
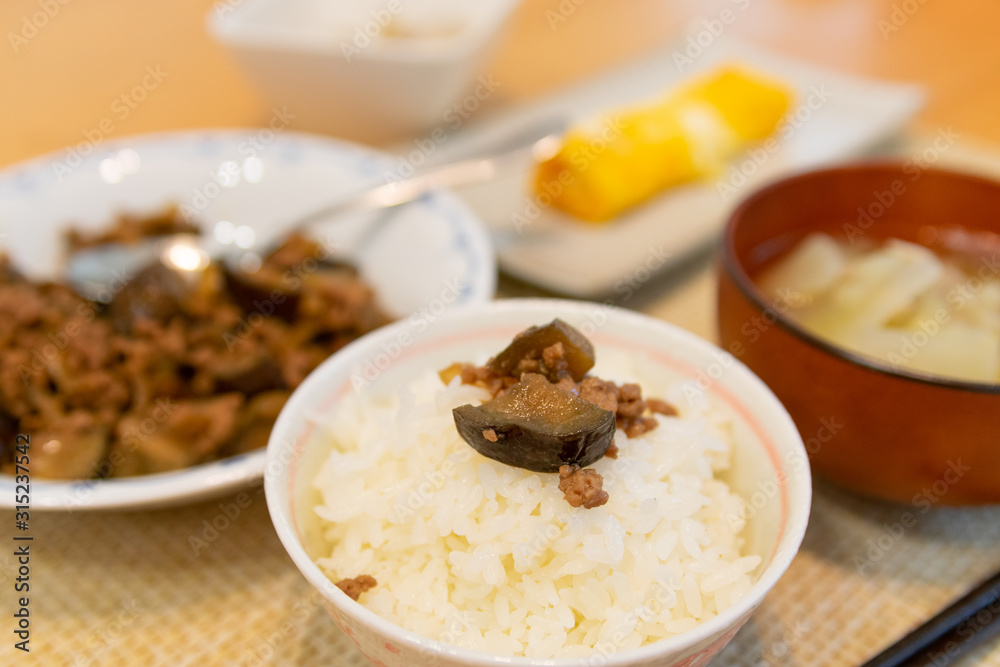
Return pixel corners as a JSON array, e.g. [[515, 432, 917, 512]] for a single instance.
[[208, 0, 522, 144], [266, 299, 811, 667]]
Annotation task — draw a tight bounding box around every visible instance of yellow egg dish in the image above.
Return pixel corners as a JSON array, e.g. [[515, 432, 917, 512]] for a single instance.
[[535, 65, 793, 222]]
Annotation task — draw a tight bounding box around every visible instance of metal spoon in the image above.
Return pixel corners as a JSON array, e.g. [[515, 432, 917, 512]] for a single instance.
[[67, 115, 567, 301]]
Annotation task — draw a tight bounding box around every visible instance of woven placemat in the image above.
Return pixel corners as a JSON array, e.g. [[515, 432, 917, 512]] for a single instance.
[[2, 133, 999, 666]]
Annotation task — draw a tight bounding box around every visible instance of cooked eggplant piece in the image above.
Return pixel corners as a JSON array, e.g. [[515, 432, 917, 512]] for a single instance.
[[107, 262, 190, 333], [30, 414, 109, 480], [223, 233, 358, 322], [488, 319, 595, 382], [222, 389, 290, 456], [112, 394, 244, 475], [212, 350, 285, 395], [0, 256, 23, 284], [453, 373, 615, 472], [223, 264, 300, 321]]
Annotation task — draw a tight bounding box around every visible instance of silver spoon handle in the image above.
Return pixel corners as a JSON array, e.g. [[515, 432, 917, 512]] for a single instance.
[[290, 116, 566, 230]]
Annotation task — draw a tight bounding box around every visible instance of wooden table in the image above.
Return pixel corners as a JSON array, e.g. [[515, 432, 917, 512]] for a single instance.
[[2, 0, 999, 169], [2, 2, 1000, 666]]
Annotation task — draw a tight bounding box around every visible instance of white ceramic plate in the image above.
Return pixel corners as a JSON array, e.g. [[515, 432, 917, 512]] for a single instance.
[[0, 129, 495, 510], [449, 39, 925, 297]]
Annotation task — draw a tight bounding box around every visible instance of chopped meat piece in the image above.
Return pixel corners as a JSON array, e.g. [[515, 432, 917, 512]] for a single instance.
[[554, 377, 578, 395], [604, 441, 619, 459], [336, 575, 377, 601], [616, 383, 645, 418], [624, 416, 658, 438], [613, 382, 660, 437], [482, 428, 498, 442], [541, 342, 569, 378], [579, 377, 618, 413], [558, 464, 609, 509], [647, 398, 678, 416], [619, 383, 642, 403], [459, 364, 480, 385], [453, 362, 515, 398]]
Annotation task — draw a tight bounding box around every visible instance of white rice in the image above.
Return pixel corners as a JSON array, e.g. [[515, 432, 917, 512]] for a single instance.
[[311, 356, 759, 659]]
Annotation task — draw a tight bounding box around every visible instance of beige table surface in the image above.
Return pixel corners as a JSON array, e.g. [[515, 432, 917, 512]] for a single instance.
[[2, 1, 1000, 665]]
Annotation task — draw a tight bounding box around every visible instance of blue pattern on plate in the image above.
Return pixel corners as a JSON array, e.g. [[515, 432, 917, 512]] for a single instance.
[[0, 130, 487, 303]]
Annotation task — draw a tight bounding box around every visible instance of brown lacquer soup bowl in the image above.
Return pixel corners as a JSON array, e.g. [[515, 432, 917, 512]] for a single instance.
[[718, 163, 1000, 505]]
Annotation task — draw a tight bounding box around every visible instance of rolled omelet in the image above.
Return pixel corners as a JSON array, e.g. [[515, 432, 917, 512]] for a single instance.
[[535, 65, 793, 222]]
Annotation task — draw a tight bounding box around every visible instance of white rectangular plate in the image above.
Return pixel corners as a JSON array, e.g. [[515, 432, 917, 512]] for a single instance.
[[446, 39, 925, 297]]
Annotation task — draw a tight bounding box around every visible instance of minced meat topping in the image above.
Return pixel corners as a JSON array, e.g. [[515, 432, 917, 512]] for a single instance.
[[335, 575, 377, 601], [558, 465, 609, 509]]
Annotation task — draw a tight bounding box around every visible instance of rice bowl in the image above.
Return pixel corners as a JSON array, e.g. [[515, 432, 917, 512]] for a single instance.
[[313, 354, 759, 658], [266, 299, 811, 667]]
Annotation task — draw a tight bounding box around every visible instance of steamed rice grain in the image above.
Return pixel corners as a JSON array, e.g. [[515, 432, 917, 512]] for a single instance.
[[312, 361, 759, 658]]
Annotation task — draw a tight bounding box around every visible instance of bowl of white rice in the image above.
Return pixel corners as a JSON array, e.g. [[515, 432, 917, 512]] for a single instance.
[[265, 298, 811, 666]]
